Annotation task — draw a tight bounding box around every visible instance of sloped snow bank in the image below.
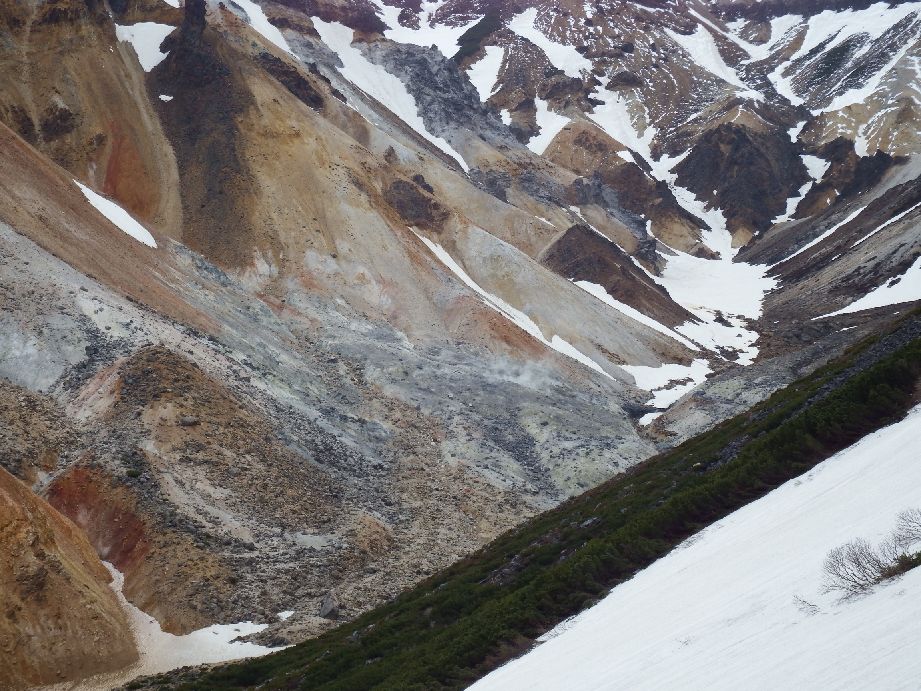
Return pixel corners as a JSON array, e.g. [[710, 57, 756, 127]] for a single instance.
[[74, 181, 157, 248], [115, 23, 174, 72], [467, 46, 504, 102], [815, 255, 921, 318], [620, 359, 711, 413], [527, 98, 569, 154], [775, 205, 866, 265], [572, 280, 698, 350], [415, 232, 613, 380], [473, 406, 921, 691], [664, 24, 761, 100], [232, 0, 295, 56], [61, 564, 284, 689], [314, 19, 469, 171], [508, 8, 592, 79]]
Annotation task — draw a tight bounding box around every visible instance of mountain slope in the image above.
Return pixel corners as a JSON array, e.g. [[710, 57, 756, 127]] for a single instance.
[[0, 0, 919, 684], [129, 313, 921, 689], [473, 404, 921, 690]]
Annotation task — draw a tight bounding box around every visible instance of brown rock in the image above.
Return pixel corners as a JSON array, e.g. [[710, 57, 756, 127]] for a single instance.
[[0, 467, 137, 689]]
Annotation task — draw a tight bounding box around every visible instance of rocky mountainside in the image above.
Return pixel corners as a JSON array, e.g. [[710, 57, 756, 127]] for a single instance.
[[0, 465, 137, 688], [0, 0, 918, 685]]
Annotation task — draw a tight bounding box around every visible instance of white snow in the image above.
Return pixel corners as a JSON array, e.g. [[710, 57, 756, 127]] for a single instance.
[[158, 94, 173, 102], [160, 0, 179, 6], [467, 46, 504, 102], [277, 610, 295, 621], [816, 255, 921, 318], [71, 563, 283, 689], [115, 23, 174, 72], [690, 8, 801, 65], [500, 109, 512, 126], [415, 232, 612, 380], [803, 154, 830, 183], [654, 250, 776, 365], [776, 205, 866, 265], [620, 358, 711, 408], [370, 0, 479, 59], [313, 20, 468, 171], [587, 80, 775, 366], [853, 200, 921, 247], [74, 180, 157, 248], [573, 280, 698, 350], [788, 119, 807, 142], [473, 406, 921, 691], [768, 2, 921, 107], [527, 98, 569, 155], [773, 180, 813, 224], [232, 0, 295, 56], [823, 22, 920, 118], [508, 8, 592, 79], [587, 86, 655, 170], [773, 155, 830, 224], [665, 24, 761, 100]]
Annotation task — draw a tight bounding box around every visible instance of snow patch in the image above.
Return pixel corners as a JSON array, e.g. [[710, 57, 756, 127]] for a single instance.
[[371, 0, 479, 59], [816, 255, 921, 318], [74, 563, 284, 688], [467, 46, 504, 102], [655, 250, 775, 365], [527, 98, 569, 154], [665, 24, 761, 100], [232, 0, 295, 56], [620, 358, 711, 408], [115, 23, 174, 72], [508, 8, 592, 79], [776, 205, 866, 265], [773, 155, 830, 224], [853, 200, 921, 247], [74, 180, 157, 248]]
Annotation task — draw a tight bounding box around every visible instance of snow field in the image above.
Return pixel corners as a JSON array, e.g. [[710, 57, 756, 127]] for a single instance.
[[473, 405, 921, 691]]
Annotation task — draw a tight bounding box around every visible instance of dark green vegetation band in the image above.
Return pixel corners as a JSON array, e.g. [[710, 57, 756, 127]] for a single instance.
[[142, 317, 921, 691]]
